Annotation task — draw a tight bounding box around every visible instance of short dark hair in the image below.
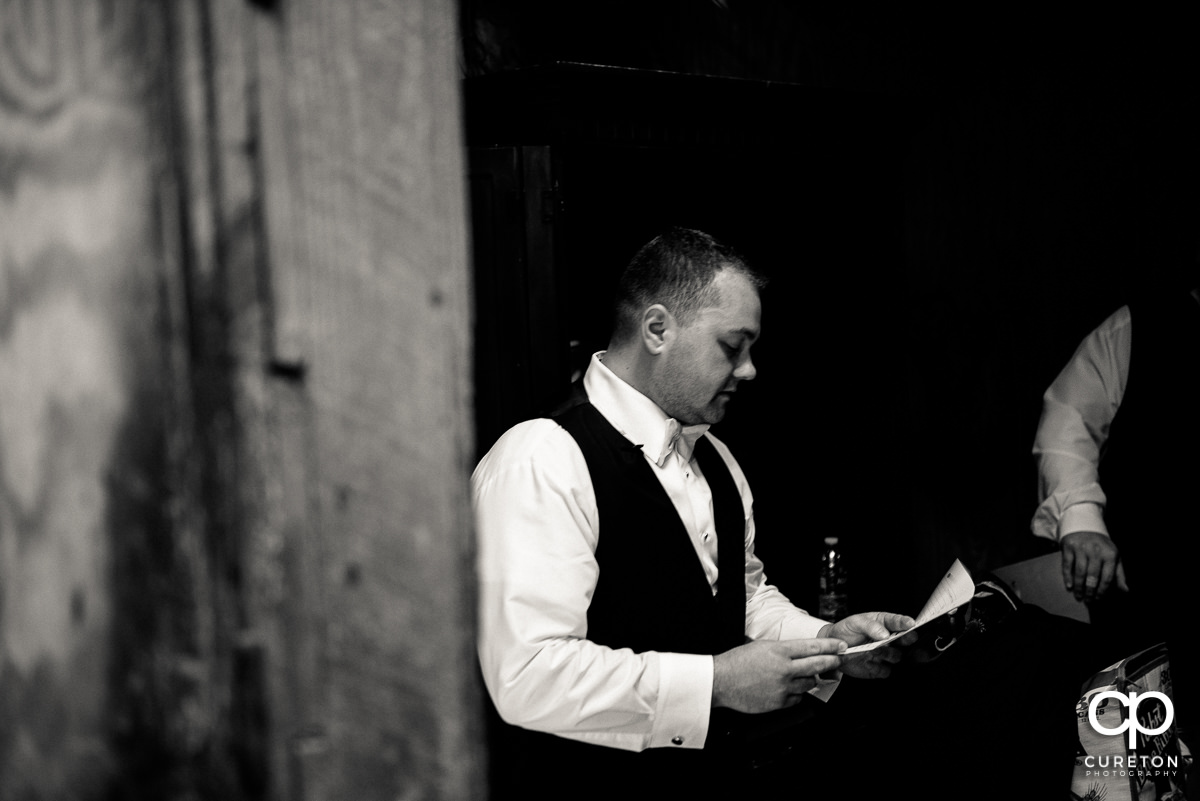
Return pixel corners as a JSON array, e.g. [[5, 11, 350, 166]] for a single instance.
[[611, 228, 767, 342]]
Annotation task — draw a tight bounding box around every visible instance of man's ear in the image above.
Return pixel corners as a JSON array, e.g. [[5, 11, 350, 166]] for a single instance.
[[642, 304, 674, 354]]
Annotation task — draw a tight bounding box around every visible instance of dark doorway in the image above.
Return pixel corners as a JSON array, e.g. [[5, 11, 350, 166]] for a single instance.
[[465, 63, 909, 613]]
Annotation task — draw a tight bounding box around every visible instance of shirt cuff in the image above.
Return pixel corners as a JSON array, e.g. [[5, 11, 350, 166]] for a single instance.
[[809, 674, 840, 702], [648, 652, 713, 750], [1059, 503, 1109, 539]]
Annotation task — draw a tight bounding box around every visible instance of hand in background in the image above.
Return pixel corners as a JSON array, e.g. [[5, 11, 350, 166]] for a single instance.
[[1061, 530, 1128, 601]]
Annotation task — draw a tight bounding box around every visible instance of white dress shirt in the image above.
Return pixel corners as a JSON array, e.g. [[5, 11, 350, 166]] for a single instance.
[[473, 352, 830, 752], [1031, 306, 1132, 542]]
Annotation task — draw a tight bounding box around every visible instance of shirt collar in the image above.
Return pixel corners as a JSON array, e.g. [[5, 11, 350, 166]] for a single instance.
[[582, 351, 710, 466]]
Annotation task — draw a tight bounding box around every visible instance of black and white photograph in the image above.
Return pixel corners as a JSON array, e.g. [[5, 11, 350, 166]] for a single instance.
[[0, 3, 1196, 800]]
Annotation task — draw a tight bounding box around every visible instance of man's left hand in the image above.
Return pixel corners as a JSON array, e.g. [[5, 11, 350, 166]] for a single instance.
[[817, 612, 917, 679]]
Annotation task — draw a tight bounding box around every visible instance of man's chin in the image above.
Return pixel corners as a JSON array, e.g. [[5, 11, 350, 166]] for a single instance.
[[707, 398, 731, 423]]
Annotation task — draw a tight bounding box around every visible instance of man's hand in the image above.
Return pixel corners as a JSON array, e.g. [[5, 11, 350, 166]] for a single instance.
[[1061, 530, 1128, 602], [712, 639, 845, 714], [818, 612, 917, 680]]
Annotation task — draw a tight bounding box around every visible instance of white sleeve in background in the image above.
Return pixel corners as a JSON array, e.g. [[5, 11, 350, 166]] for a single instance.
[[1031, 306, 1131, 542], [473, 420, 713, 752]]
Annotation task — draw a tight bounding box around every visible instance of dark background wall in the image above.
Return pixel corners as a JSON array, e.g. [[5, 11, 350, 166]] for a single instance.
[[460, 4, 1198, 614]]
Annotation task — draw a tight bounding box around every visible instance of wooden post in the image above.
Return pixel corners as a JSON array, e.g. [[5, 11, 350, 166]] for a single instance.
[[0, 2, 180, 797], [1, 0, 484, 799], [163, 0, 486, 798]]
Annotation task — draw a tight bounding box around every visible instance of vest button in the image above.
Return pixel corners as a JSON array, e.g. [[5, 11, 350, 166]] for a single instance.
[[671, 736, 684, 746]]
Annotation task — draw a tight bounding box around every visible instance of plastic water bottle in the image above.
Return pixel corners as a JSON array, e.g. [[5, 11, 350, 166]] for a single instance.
[[818, 536, 849, 621]]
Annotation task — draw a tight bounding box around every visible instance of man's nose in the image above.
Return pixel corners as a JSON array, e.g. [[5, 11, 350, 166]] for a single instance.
[[734, 355, 756, 381]]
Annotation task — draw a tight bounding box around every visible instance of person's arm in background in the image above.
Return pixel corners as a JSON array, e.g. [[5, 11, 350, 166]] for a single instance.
[[1031, 306, 1132, 601]]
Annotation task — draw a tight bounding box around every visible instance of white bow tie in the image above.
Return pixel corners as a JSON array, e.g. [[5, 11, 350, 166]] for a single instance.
[[654, 419, 709, 467]]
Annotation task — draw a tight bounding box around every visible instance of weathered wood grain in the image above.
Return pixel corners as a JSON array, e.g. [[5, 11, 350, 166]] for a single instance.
[[1, 0, 483, 799]]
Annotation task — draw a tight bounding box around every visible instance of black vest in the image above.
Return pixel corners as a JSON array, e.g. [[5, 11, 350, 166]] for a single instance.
[[487, 397, 751, 800], [556, 400, 749, 658]]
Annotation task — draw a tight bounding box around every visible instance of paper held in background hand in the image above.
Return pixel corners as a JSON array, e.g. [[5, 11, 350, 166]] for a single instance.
[[843, 559, 976, 654]]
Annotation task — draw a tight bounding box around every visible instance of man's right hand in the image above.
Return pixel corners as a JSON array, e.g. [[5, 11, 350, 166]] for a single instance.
[[711, 638, 845, 714], [1061, 530, 1128, 601]]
